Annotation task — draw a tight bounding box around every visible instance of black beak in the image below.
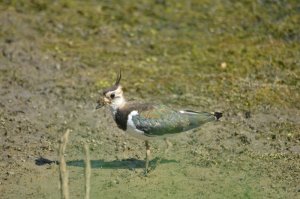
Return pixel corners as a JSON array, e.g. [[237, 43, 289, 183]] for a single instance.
[[95, 102, 103, 110]]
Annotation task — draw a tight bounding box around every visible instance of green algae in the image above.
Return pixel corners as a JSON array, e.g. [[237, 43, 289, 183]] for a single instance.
[[8, 0, 297, 109]]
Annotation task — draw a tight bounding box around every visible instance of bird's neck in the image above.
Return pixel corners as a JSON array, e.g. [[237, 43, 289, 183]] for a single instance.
[[110, 95, 126, 114]]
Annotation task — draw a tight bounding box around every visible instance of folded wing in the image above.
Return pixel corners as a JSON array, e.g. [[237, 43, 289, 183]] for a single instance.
[[132, 105, 216, 137]]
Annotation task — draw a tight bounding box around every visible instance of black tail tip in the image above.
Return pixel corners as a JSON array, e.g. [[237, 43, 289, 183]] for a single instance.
[[214, 112, 222, 120]]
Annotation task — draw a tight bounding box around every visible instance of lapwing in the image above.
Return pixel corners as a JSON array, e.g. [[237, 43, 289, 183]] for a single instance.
[[96, 71, 222, 173]]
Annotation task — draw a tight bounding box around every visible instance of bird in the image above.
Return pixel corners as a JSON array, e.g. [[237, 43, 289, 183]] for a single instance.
[[96, 71, 222, 174]]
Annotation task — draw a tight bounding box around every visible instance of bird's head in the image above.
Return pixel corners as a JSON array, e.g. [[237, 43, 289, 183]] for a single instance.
[[96, 70, 125, 110]]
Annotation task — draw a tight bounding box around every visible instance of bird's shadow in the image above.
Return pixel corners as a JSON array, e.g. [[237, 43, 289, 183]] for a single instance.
[[67, 157, 177, 170], [35, 157, 177, 170]]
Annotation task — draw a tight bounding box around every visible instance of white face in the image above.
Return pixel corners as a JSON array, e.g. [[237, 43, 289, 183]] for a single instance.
[[103, 86, 125, 110]]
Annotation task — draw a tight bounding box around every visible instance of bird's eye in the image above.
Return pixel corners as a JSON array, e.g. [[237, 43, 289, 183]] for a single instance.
[[110, 93, 115, 99]]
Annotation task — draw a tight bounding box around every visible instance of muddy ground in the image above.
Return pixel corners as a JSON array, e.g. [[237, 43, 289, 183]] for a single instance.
[[0, 1, 299, 198]]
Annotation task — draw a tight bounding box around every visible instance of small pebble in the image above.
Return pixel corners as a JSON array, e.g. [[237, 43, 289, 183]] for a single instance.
[[220, 62, 227, 69]]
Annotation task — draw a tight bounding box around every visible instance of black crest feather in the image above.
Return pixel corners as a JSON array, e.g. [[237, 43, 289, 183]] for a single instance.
[[115, 69, 121, 86], [102, 70, 122, 95]]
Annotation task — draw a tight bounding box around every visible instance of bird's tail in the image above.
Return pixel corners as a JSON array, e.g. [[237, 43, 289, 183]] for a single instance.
[[180, 110, 222, 128], [181, 110, 222, 121]]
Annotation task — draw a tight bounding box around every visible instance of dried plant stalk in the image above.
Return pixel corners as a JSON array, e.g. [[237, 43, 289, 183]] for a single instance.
[[84, 143, 91, 199], [58, 129, 70, 199]]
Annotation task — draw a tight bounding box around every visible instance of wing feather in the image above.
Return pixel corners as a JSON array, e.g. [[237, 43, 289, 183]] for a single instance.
[[122, 102, 216, 137]]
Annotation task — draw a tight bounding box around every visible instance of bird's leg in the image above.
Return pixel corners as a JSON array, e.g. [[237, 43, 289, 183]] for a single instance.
[[145, 140, 151, 174], [155, 137, 173, 170], [164, 137, 172, 154]]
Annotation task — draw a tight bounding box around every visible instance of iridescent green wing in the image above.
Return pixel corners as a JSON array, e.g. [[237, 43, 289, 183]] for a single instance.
[[132, 105, 215, 136]]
